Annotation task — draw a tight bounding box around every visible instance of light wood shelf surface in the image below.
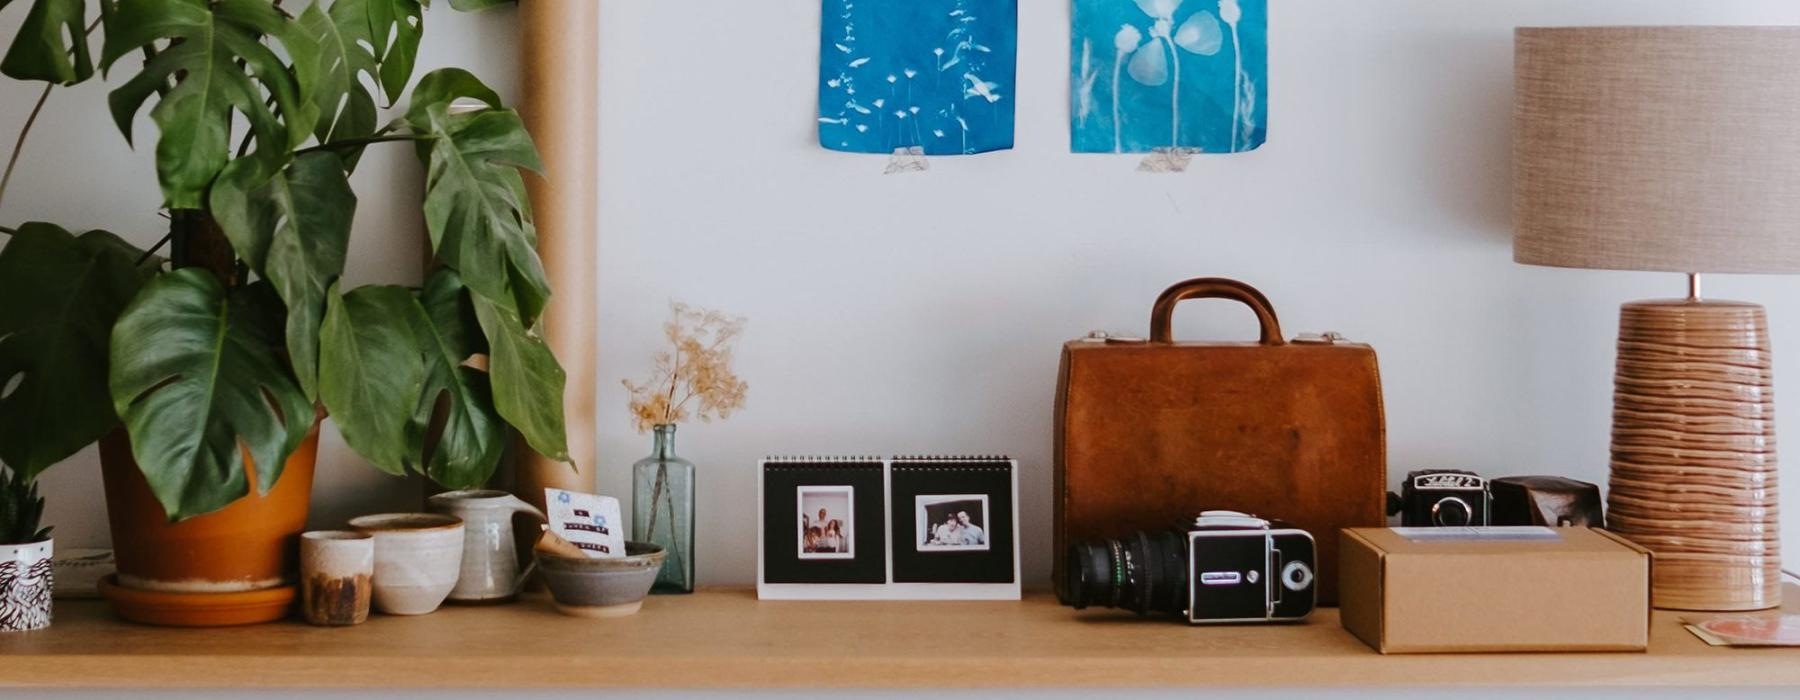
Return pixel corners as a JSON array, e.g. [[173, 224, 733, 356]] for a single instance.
[[2, 587, 1798, 689]]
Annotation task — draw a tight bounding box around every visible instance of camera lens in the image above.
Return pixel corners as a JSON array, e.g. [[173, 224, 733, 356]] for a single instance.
[[1432, 497, 1473, 526], [1064, 530, 1187, 617]]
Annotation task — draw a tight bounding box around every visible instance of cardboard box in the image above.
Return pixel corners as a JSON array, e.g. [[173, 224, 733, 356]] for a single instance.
[[1339, 527, 1651, 654]]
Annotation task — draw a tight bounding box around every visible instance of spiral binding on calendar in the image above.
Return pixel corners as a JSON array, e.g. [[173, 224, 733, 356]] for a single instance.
[[891, 454, 1012, 463], [763, 455, 1011, 464], [891, 458, 1013, 473], [762, 455, 883, 464]]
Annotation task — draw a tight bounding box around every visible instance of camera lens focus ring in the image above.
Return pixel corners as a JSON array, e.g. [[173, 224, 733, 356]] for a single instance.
[[1133, 532, 1155, 617], [1431, 496, 1473, 527], [1063, 530, 1190, 619], [1107, 540, 1125, 609]]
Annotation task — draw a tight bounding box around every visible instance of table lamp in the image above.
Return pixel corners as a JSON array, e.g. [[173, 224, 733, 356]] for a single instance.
[[1514, 26, 1798, 611]]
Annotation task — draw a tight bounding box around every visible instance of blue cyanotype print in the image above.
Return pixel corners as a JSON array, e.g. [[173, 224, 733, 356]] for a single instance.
[[818, 0, 1018, 156], [1071, 0, 1267, 154]]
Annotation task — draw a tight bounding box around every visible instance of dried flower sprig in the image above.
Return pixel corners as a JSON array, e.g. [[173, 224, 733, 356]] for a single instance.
[[623, 302, 748, 433]]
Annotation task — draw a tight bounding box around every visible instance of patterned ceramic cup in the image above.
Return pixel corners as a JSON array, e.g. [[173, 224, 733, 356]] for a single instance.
[[300, 531, 373, 626], [0, 538, 53, 632]]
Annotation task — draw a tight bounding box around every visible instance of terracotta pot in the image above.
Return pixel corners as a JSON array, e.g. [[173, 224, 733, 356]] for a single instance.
[[99, 424, 320, 594]]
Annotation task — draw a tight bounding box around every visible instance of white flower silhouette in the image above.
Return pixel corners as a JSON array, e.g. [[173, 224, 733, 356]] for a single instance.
[[1118, 0, 1224, 148], [1110, 25, 1144, 153], [1219, 0, 1252, 150]]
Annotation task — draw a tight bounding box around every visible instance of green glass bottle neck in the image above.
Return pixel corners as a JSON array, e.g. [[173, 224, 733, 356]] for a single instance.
[[651, 424, 678, 460]]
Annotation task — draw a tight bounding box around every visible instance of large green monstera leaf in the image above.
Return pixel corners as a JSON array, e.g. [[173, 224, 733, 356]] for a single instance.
[[109, 270, 312, 520], [100, 0, 319, 209], [319, 270, 505, 488], [472, 295, 567, 464], [298, 0, 426, 165], [318, 283, 426, 476], [298, 1, 379, 154], [407, 68, 550, 326], [0, 224, 148, 478], [0, 0, 93, 84], [210, 152, 355, 403], [370, 0, 426, 103], [414, 269, 505, 485]]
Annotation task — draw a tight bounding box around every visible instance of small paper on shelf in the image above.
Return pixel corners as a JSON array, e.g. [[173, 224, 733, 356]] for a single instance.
[[1683, 615, 1800, 647], [543, 488, 626, 558]]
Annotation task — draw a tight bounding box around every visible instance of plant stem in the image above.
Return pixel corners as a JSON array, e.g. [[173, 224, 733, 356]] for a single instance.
[[0, 15, 104, 211], [295, 134, 425, 155], [1112, 48, 1126, 153], [1165, 36, 1180, 148], [646, 463, 667, 540], [662, 466, 683, 581], [662, 330, 683, 424], [0, 83, 53, 212], [168, 209, 235, 283], [1228, 20, 1244, 151], [135, 231, 174, 266], [643, 460, 685, 586]]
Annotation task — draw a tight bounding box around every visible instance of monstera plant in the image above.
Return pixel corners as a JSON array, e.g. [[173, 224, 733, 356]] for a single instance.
[[0, 0, 568, 524]]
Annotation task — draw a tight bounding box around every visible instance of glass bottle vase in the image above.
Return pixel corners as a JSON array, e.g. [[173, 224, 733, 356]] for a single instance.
[[632, 424, 695, 593]]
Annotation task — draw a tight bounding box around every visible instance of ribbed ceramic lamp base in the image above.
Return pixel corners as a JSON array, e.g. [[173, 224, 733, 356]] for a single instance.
[[1606, 299, 1782, 611]]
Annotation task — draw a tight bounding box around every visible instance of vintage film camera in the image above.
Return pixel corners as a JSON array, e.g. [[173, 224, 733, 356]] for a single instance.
[[1062, 511, 1316, 624], [1389, 469, 1491, 527]]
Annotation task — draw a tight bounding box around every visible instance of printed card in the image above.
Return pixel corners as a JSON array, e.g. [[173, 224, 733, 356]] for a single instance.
[[545, 488, 627, 558]]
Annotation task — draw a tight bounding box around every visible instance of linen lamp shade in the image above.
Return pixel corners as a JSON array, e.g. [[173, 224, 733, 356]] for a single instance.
[[1514, 26, 1800, 274], [1513, 26, 1796, 612]]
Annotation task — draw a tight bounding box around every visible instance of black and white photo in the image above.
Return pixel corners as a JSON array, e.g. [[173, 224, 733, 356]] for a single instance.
[[797, 485, 854, 559], [915, 494, 990, 552]]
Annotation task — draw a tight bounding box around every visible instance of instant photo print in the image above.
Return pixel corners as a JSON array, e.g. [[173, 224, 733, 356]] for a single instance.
[[759, 458, 887, 588], [890, 457, 1016, 585], [797, 485, 855, 560], [917, 495, 991, 552], [758, 456, 1020, 600]]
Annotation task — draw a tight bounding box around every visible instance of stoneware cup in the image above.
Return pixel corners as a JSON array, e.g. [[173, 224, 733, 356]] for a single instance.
[[0, 538, 53, 632], [299, 531, 373, 626], [427, 489, 547, 603], [347, 513, 464, 616]]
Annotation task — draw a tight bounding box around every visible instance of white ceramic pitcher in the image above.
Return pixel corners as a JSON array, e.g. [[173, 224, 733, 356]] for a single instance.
[[426, 490, 547, 603]]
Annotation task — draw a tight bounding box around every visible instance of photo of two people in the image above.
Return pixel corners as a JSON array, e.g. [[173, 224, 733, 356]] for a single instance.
[[916, 495, 990, 552]]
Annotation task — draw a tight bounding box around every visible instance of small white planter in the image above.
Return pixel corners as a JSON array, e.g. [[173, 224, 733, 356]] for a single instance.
[[0, 538, 53, 632]]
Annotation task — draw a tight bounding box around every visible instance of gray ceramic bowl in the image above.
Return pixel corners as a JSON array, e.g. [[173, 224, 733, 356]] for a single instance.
[[536, 541, 667, 617]]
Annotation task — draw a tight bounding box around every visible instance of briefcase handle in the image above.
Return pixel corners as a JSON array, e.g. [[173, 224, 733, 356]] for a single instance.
[[1149, 278, 1286, 346]]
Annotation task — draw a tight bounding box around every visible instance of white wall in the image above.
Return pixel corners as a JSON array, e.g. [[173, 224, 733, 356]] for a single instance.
[[7, 0, 1800, 589]]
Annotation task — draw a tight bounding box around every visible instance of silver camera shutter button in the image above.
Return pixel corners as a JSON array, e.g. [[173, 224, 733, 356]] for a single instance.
[[1281, 561, 1313, 592], [1247, 570, 1259, 584]]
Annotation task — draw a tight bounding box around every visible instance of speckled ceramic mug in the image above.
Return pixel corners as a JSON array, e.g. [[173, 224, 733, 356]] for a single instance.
[[299, 531, 373, 626], [347, 513, 464, 616]]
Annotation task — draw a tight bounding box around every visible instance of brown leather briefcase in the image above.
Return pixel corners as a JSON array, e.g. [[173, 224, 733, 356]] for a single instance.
[[1053, 278, 1387, 605]]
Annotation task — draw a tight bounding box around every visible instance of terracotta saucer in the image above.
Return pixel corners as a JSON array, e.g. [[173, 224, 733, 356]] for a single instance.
[[98, 574, 296, 627]]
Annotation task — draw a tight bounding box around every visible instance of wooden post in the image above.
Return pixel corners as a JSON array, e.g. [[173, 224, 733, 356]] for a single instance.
[[516, 0, 598, 507]]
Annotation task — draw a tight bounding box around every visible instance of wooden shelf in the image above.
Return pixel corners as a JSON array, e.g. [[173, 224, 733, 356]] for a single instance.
[[3, 586, 1798, 689]]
